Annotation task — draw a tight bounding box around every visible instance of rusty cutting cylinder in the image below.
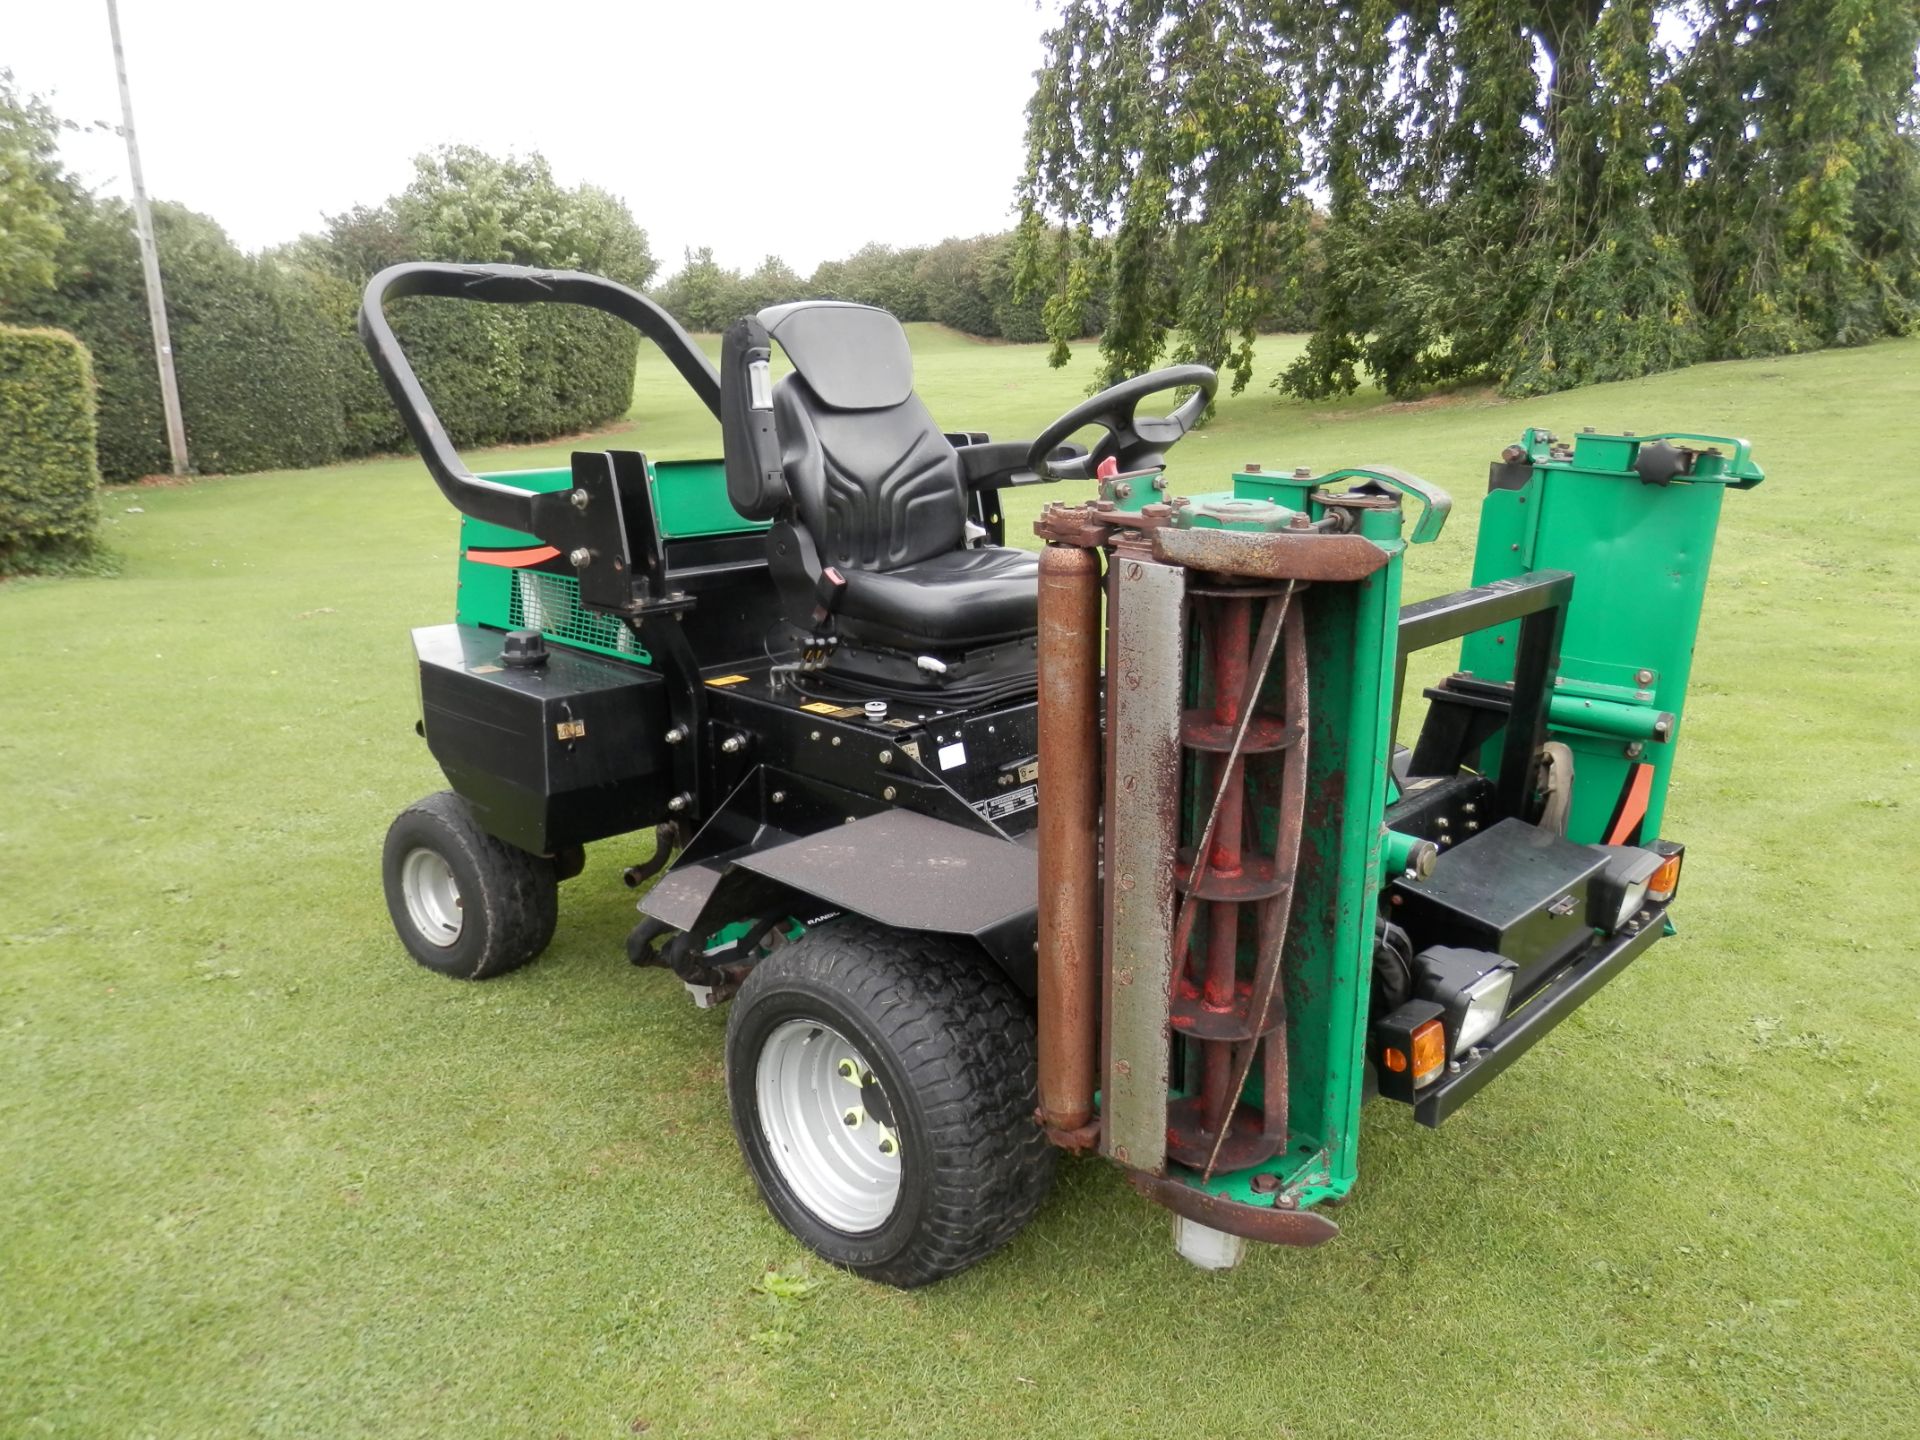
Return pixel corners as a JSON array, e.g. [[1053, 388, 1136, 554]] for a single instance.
[[1036, 543, 1103, 1135], [1163, 583, 1309, 1175]]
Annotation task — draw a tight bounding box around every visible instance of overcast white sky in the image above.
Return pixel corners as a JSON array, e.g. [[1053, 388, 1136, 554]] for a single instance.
[[8, 0, 1058, 278]]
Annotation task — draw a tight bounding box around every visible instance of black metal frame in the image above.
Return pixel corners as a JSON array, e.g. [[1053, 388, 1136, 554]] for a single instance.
[[1394, 570, 1573, 821], [1409, 902, 1668, 1126]]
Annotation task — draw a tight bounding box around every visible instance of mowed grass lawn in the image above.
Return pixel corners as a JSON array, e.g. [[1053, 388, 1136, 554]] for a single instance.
[[3, 324, 1915, 1439]]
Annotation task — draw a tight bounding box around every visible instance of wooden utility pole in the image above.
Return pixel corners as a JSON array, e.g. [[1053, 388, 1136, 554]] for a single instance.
[[106, 0, 189, 476]]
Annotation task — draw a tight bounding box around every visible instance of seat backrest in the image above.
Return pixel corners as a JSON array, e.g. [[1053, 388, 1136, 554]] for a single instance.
[[762, 302, 966, 572]]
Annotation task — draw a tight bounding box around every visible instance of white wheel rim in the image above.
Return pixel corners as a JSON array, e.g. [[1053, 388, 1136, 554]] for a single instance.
[[400, 847, 463, 947], [755, 1019, 903, 1233]]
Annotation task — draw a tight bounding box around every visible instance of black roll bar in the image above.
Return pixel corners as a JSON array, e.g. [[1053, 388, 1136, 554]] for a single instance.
[[357, 263, 722, 532]]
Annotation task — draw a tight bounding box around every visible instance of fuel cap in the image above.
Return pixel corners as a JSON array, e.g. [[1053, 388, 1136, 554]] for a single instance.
[[501, 629, 548, 668]]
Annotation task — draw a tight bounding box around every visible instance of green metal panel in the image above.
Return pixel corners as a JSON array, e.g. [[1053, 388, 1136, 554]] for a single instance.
[[650, 459, 766, 538], [455, 466, 579, 640], [451, 457, 760, 664], [460, 460, 764, 542], [1459, 429, 1762, 843], [1232, 468, 1318, 513]]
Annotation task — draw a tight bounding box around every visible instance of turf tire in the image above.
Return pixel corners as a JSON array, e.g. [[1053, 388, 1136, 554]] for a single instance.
[[725, 918, 1056, 1288], [381, 791, 558, 980]]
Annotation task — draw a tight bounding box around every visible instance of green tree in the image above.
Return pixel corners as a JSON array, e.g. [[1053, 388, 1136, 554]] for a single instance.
[[1017, 1, 1309, 391], [735, 254, 805, 314], [1019, 0, 1920, 400], [295, 146, 656, 452], [650, 247, 747, 331], [387, 146, 656, 288], [0, 71, 69, 307], [917, 236, 999, 335], [809, 243, 931, 318]]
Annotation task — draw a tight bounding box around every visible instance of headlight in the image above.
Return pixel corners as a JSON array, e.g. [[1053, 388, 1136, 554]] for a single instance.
[[1414, 947, 1519, 1059], [1452, 966, 1517, 1054], [1589, 846, 1663, 932]]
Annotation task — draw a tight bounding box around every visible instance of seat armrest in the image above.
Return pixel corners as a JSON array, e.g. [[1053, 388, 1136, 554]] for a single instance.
[[952, 438, 1089, 490]]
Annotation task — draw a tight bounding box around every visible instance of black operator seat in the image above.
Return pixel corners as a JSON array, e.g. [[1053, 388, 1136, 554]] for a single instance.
[[760, 301, 1038, 653]]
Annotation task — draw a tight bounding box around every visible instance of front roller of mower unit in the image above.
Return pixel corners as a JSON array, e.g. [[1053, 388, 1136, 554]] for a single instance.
[[353, 260, 1762, 1283]]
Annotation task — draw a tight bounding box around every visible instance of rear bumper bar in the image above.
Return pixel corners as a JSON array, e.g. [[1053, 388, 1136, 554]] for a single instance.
[[1411, 905, 1669, 1127]]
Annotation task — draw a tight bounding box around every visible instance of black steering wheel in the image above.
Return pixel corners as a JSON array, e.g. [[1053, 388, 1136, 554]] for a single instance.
[[1027, 364, 1218, 481]]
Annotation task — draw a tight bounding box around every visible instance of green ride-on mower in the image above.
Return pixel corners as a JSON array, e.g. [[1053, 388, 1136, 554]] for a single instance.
[[357, 263, 1762, 1286]]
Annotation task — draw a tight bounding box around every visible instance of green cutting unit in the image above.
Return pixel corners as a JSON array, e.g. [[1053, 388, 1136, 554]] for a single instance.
[[357, 262, 1760, 1283]]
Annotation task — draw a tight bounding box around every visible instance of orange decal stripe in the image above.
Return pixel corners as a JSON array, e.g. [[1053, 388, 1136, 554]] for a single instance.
[[467, 546, 561, 568], [1605, 763, 1655, 846]]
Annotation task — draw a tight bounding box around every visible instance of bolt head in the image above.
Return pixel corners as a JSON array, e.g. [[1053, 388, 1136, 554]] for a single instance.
[[879, 750, 892, 765], [569, 488, 590, 511], [882, 786, 897, 801], [568, 546, 592, 568], [770, 790, 786, 803]]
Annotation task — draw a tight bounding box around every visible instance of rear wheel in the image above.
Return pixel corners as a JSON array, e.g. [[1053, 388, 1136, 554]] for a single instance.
[[381, 791, 557, 980], [725, 918, 1055, 1288]]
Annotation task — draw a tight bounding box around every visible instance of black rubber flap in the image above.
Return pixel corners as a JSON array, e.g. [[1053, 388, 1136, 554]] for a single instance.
[[735, 810, 1036, 934]]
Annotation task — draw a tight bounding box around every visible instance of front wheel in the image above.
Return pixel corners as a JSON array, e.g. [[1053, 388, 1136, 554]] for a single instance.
[[725, 919, 1055, 1288], [381, 791, 558, 980]]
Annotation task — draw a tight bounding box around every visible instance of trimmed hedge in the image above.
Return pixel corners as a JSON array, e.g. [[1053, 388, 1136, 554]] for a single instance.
[[161, 208, 349, 475], [6, 199, 640, 483], [6, 202, 349, 482], [346, 300, 638, 456], [0, 324, 100, 572]]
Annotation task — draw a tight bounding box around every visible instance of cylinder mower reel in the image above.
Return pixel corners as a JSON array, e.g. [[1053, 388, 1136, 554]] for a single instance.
[[354, 261, 1759, 1283]]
